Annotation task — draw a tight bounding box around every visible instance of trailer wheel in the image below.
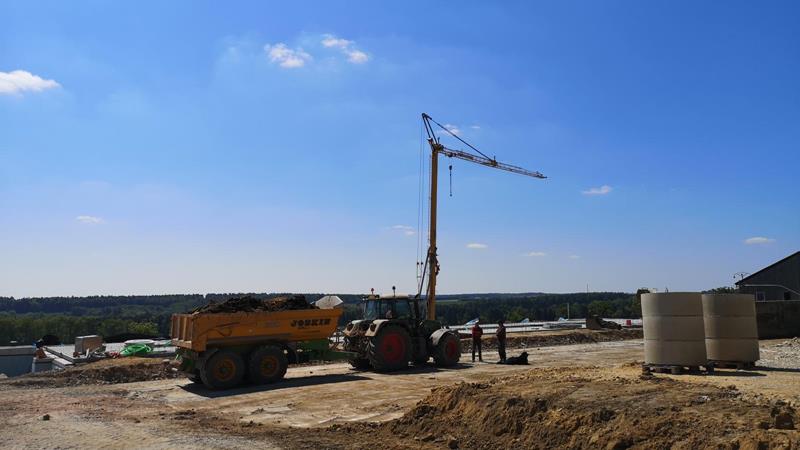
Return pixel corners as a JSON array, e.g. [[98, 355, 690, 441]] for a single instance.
[[200, 349, 245, 389], [433, 332, 461, 367], [248, 345, 288, 384], [368, 326, 411, 371]]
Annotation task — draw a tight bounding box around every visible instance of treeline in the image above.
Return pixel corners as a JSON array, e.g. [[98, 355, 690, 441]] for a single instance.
[[0, 314, 162, 346], [0, 292, 640, 345], [339, 292, 639, 326]]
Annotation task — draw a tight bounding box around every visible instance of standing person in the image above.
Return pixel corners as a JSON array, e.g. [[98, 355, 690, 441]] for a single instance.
[[497, 319, 507, 363], [471, 320, 483, 362]]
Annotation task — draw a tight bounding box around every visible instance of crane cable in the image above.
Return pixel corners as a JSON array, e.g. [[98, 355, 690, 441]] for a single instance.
[[425, 114, 493, 162]]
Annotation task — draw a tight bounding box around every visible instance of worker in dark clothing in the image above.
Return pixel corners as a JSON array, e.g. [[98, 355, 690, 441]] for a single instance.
[[496, 319, 507, 363], [471, 320, 483, 362]]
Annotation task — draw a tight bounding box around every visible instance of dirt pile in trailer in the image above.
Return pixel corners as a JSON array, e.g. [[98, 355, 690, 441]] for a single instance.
[[3, 358, 181, 389], [363, 366, 798, 449], [191, 295, 316, 314]]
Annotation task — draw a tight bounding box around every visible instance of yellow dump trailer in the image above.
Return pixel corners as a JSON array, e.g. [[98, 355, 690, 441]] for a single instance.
[[171, 308, 348, 389]]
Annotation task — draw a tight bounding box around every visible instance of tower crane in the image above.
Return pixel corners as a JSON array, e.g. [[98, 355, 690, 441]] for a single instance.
[[417, 113, 546, 320]]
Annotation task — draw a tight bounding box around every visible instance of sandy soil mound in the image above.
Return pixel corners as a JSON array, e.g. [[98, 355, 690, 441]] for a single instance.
[[192, 295, 316, 314], [2, 357, 181, 388], [464, 328, 643, 351], [375, 367, 798, 449]]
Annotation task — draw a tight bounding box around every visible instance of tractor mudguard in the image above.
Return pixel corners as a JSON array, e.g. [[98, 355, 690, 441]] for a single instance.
[[364, 319, 390, 337], [429, 328, 457, 347]]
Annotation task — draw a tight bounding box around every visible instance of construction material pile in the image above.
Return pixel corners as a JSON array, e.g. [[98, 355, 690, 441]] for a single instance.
[[4, 358, 181, 389], [192, 295, 316, 314]]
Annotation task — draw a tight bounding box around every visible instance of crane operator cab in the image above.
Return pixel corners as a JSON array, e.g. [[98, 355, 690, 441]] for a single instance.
[[343, 290, 461, 372]]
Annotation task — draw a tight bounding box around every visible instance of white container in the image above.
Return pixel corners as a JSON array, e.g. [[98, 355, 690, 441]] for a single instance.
[[701, 294, 759, 363], [642, 293, 707, 366]]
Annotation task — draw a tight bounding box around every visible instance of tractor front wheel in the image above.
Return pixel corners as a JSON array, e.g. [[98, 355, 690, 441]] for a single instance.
[[433, 332, 461, 367], [368, 326, 411, 371]]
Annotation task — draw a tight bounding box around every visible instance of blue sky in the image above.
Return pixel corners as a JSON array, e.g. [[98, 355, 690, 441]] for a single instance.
[[1, 1, 798, 297]]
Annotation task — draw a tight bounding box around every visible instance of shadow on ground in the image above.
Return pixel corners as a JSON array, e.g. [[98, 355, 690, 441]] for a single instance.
[[181, 373, 371, 398]]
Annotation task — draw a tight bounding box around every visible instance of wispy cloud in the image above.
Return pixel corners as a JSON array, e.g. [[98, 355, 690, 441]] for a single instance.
[[470, 125, 481, 130], [391, 225, 416, 236], [264, 43, 312, 68], [321, 34, 370, 64], [525, 251, 547, 257], [0, 70, 60, 95], [466, 243, 488, 249], [582, 185, 612, 196], [75, 215, 105, 225], [744, 236, 775, 245], [443, 124, 461, 135], [568, 255, 581, 259]]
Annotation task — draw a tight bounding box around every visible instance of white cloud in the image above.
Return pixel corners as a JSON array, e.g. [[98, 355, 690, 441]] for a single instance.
[[321, 36, 353, 49], [346, 49, 369, 64], [466, 243, 488, 249], [582, 185, 612, 196], [0, 70, 60, 95], [568, 255, 581, 259], [75, 215, 105, 225], [470, 125, 481, 130], [321, 34, 370, 64], [264, 43, 312, 68], [443, 124, 461, 135], [525, 251, 547, 257], [391, 225, 416, 236], [744, 236, 775, 245]]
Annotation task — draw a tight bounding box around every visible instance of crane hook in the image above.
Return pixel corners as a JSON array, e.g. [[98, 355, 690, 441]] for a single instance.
[[449, 164, 453, 197]]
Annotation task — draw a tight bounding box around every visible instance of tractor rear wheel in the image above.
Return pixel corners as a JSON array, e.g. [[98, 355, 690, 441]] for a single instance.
[[248, 345, 288, 384], [368, 326, 411, 371], [200, 349, 245, 389], [349, 358, 371, 370], [433, 332, 461, 367]]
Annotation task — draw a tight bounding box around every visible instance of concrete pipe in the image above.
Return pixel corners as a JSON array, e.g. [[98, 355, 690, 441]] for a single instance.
[[701, 294, 759, 363], [642, 293, 706, 366]]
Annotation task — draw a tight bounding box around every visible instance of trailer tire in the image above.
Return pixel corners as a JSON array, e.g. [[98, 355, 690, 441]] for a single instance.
[[433, 332, 461, 367], [368, 326, 411, 372], [248, 345, 288, 384], [200, 349, 245, 389]]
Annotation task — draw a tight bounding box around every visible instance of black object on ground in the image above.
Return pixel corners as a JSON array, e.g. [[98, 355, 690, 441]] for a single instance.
[[192, 295, 316, 314], [498, 351, 529, 365], [585, 315, 622, 330]]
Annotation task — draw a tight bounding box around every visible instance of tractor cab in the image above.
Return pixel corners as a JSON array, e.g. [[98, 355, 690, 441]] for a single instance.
[[361, 293, 421, 322]]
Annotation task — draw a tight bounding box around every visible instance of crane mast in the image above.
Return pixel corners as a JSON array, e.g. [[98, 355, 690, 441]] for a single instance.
[[418, 113, 546, 320]]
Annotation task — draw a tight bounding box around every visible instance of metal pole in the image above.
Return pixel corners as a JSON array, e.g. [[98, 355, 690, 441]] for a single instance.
[[426, 141, 440, 320]]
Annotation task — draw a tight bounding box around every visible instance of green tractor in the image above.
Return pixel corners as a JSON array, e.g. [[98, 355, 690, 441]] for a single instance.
[[342, 293, 461, 371]]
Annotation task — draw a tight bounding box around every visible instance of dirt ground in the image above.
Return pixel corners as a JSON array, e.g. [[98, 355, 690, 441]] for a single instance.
[[0, 336, 797, 449]]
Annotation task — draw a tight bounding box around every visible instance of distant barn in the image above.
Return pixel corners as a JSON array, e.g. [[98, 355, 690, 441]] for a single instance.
[[736, 251, 800, 301], [736, 251, 800, 338]]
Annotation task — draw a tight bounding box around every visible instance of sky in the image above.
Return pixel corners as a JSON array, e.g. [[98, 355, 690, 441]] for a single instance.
[[1, 1, 798, 298]]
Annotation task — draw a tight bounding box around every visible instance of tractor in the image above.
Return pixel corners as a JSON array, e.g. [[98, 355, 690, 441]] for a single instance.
[[342, 293, 461, 371]]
